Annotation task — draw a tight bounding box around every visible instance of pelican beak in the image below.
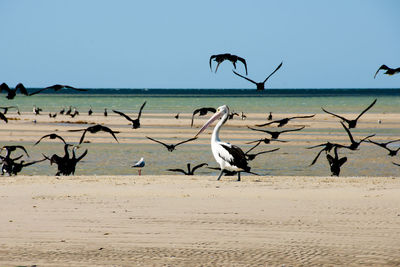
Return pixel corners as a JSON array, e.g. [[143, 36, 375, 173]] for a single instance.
[[195, 109, 222, 137]]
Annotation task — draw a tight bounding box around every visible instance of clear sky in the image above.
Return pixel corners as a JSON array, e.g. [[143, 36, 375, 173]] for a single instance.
[[0, 0, 399, 89]]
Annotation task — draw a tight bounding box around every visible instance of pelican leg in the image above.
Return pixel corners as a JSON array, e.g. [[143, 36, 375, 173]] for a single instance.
[[237, 172, 241, 182], [216, 169, 224, 181]]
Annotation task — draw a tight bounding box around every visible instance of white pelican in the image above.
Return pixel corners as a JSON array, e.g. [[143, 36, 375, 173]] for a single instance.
[[195, 105, 250, 181], [132, 157, 145, 176]]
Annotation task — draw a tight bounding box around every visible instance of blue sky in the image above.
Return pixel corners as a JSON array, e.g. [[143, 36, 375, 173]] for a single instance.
[[0, 0, 399, 89]]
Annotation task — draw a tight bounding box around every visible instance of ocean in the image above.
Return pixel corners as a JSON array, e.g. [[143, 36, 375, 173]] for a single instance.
[[1, 88, 399, 177]]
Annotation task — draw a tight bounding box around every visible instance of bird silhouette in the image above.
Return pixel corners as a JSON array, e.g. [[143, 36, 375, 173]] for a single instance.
[[247, 126, 305, 139], [0, 112, 8, 123], [1, 145, 29, 157], [267, 112, 273, 120], [29, 84, 87, 95], [232, 62, 283, 91], [167, 163, 208, 175], [113, 101, 147, 129], [68, 124, 119, 144], [0, 106, 20, 115], [340, 122, 375, 150], [374, 65, 400, 78], [326, 146, 347, 176], [146, 136, 197, 152], [307, 142, 340, 166], [209, 53, 248, 75], [9, 158, 46, 176], [0, 83, 29, 99], [34, 133, 67, 145], [174, 113, 180, 119], [246, 138, 287, 145], [88, 106, 93, 116], [33, 105, 42, 115], [367, 139, 400, 156], [256, 114, 315, 127], [191, 107, 216, 127], [322, 99, 377, 129]]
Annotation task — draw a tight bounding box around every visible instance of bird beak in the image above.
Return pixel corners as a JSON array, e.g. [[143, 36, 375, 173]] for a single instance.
[[195, 109, 222, 137]]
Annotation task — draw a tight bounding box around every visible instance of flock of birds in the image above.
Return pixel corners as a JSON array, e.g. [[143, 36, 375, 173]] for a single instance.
[[0, 55, 399, 179]]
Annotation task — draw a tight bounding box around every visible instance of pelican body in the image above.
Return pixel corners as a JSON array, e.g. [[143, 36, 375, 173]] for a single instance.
[[195, 105, 250, 181]]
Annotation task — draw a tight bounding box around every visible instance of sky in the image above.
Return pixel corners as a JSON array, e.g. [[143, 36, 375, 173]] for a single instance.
[[0, 0, 399, 89]]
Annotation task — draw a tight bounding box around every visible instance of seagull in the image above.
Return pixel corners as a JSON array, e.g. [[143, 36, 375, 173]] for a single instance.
[[247, 126, 305, 139], [68, 124, 119, 144], [256, 114, 315, 127], [191, 107, 216, 127], [195, 105, 255, 181], [167, 163, 208, 175], [29, 84, 87, 95], [367, 139, 400, 156], [232, 62, 283, 90], [132, 157, 145, 175], [113, 101, 147, 129], [374, 65, 400, 78], [0, 83, 29, 99], [322, 99, 377, 129], [34, 133, 67, 145], [326, 146, 347, 176], [146, 136, 197, 152], [209, 53, 248, 75]]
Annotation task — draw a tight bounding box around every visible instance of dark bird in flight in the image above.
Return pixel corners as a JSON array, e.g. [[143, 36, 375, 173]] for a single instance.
[[0, 83, 29, 99], [34, 133, 67, 145], [146, 136, 197, 152], [49, 112, 57, 118], [322, 99, 377, 129], [326, 146, 347, 176], [247, 126, 305, 139], [209, 53, 248, 75], [29, 84, 87, 95], [9, 158, 46, 176], [167, 163, 208, 175], [340, 122, 375, 151], [0, 112, 8, 123], [113, 101, 147, 129], [246, 138, 287, 145], [68, 124, 119, 144], [232, 62, 283, 91], [374, 65, 400, 79], [307, 141, 340, 166], [367, 139, 400, 156], [1, 145, 29, 157], [256, 114, 315, 127], [243, 140, 280, 161], [191, 107, 216, 127]]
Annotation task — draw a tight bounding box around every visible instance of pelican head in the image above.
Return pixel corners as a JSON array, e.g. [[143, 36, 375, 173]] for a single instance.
[[195, 105, 229, 137]]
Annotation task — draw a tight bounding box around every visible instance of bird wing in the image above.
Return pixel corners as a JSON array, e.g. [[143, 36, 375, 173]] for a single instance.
[[254, 148, 280, 156], [255, 120, 277, 127], [232, 70, 257, 84], [290, 114, 316, 119], [321, 108, 349, 122], [310, 148, 325, 166], [113, 109, 133, 122], [244, 140, 261, 154], [146, 136, 170, 149], [281, 126, 305, 133], [0, 83, 11, 93], [65, 85, 87, 91], [393, 162, 400, 167], [219, 143, 249, 171], [22, 158, 47, 167], [167, 168, 188, 175], [247, 126, 273, 134], [191, 163, 208, 173], [174, 137, 197, 147], [209, 55, 216, 71], [100, 126, 119, 143], [191, 109, 200, 127], [79, 130, 88, 144], [355, 99, 377, 120], [0, 112, 8, 123], [15, 83, 28, 95], [340, 122, 355, 144], [137, 101, 147, 119], [263, 62, 283, 83], [29, 88, 48, 96], [374, 65, 388, 79], [236, 56, 248, 75], [76, 149, 88, 162]]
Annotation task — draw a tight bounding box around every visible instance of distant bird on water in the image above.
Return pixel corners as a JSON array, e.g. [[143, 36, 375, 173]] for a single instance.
[[0, 83, 29, 99], [132, 157, 145, 175], [29, 84, 87, 95], [209, 53, 248, 75], [167, 162, 208, 175], [68, 124, 119, 144], [233, 62, 283, 91], [113, 101, 147, 129], [191, 107, 216, 127], [322, 99, 377, 129], [146, 136, 197, 152], [374, 65, 400, 78]]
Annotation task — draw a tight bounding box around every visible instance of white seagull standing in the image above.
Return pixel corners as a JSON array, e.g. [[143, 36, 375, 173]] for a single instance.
[[195, 105, 250, 181], [132, 157, 145, 176]]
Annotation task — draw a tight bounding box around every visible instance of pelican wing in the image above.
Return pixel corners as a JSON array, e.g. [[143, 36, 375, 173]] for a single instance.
[[219, 143, 249, 171]]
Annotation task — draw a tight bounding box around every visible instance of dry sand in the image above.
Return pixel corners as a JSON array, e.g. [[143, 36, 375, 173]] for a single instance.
[[0, 175, 400, 266]]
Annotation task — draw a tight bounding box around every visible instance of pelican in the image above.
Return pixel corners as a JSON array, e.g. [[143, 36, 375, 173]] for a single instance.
[[195, 105, 251, 181], [132, 157, 145, 176]]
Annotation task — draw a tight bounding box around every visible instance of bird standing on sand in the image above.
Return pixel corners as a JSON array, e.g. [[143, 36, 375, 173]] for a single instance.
[[209, 53, 248, 75], [233, 62, 283, 91], [374, 65, 400, 78], [113, 101, 147, 129], [132, 157, 145, 175]]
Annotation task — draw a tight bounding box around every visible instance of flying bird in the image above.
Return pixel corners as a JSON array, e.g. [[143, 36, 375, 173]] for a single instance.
[[29, 84, 87, 95], [326, 146, 347, 176], [322, 99, 377, 129], [146, 136, 197, 152], [9, 158, 47, 176], [340, 122, 375, 151], [195, 105, 256, 181], [247, 126, 305, 139], [113, 101, 147, 129], [367, 139, 400, 156], [167, 163, 208, 175], [209, 53, 248, 75], [307, 142, 340, 166], [68, 124, 119, 144], [246, 138, 287, 145], [374, 65, 400, 78], [1, 145, 29, 157], [34, 133, 67, 145], [191, 107, 216, 127], [232, 62, 283, 91], [256, 114, 315, 127], [0, 83, 29, 99], [0, 112, 7, 123]]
